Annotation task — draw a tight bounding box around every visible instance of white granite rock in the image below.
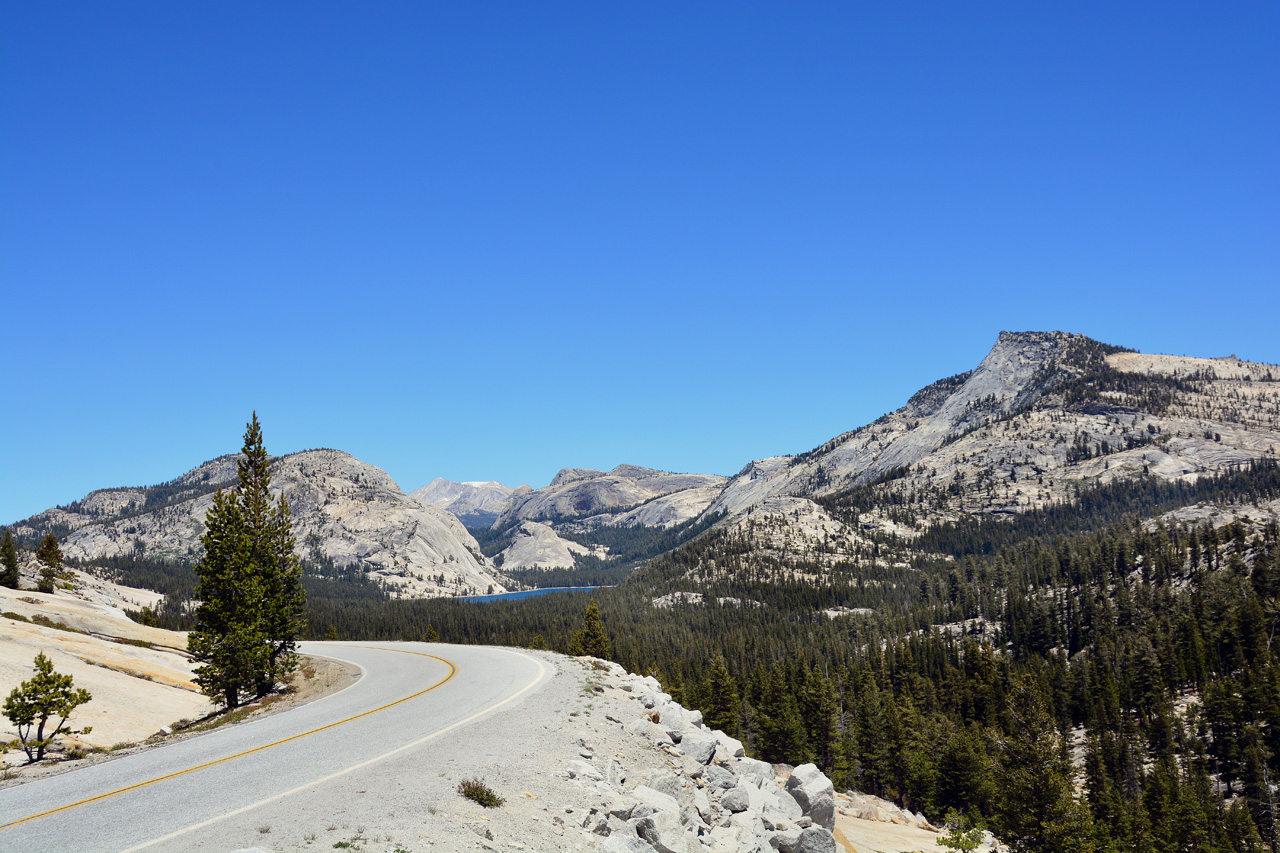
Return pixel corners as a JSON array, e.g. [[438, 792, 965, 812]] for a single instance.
[[633, 808, 688, 853], [784, 764, 835, 831], [676, 727, 718, 765], [721, 785, 750, 813]]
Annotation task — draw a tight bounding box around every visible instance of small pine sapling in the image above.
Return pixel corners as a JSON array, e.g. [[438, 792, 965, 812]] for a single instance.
[[567, 598, 611, 659], [4, 652, 93, 763], [936, 808, 984, 852]]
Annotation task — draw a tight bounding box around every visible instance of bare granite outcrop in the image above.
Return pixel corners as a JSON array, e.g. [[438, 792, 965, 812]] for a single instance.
[[493, 465, 728, 530], [708, 333, 1280, 523], [18, 449, 509, 599], [498, 521, 609, 572]]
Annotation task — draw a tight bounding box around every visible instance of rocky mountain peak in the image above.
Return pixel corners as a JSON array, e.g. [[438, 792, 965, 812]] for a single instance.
[[495, 466, 729, 529], [408, 477, 517, 527], [550, 468, 607, 487], [705, 330, 1279, 529]]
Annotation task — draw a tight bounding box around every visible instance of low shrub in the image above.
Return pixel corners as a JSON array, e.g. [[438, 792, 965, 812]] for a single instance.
[[457, 777, 504, 808], [29, 614, 85, 634]]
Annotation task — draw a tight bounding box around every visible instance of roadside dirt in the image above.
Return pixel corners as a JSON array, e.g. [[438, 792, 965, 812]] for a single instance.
[[0, 653, 359, 790]]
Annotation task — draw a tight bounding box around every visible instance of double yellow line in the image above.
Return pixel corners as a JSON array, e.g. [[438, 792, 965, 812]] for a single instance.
[[0, 645, 456, 833]]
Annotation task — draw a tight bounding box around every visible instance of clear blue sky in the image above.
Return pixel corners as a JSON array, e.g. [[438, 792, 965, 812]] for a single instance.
[[2, 2, 1277, 525]]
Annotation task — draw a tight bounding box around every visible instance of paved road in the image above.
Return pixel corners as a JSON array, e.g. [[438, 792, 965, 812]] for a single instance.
[[0, 642, 548, 853]]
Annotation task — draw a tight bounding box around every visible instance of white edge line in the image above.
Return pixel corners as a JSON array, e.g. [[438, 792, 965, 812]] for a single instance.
[[119, 650, 549, 853]]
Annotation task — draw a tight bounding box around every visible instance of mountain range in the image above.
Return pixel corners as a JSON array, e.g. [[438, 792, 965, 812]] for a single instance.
[[11, 330, 1279, 598], [9, 328, 1279, 848], [412, 330, 1280, 585]]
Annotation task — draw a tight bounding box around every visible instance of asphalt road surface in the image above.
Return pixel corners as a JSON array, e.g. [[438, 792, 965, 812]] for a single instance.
[[0, 642, 548, 853]]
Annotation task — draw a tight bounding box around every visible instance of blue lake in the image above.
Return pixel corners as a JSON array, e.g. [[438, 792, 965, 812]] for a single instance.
[[457, 586, 609, 603]]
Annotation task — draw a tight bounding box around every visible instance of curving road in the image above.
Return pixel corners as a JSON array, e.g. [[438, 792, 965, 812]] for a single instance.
[[0, 642, 548, 853]]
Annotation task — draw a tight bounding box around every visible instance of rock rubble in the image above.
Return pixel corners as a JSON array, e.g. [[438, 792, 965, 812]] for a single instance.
[[567, 665, 839, 853]]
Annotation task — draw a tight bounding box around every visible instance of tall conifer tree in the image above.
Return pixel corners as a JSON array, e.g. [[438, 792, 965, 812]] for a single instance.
[[189, 478, 265, 708], [995, 676, 1096, 853], [235, 414, 305, 695], [1, 528, 20, 589], [568, 598, 611, 659], [188, 413, 304, 708], [35, 534, 62, 593], [704, 655, 740, 737]]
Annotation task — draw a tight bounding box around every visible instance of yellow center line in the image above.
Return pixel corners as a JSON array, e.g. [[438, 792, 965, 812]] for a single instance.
[[0, 645, 456, 832]]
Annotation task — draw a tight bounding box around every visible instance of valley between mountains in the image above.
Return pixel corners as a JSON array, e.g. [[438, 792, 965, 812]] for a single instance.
[[4, 329, 1280, 851]]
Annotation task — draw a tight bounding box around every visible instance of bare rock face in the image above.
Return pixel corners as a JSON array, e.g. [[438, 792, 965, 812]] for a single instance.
[[272, 452, 506, 597], [0, 584, 213, 752], [408, 478, 519, 527], [19, 450, 508, 599], [497, 520, 607, 572], [704, 331, 1280, 527], [707, 331, 1085, 517], [644, 331, 1280, 588], [494, 465, 728, 528], [586, 484, 727, 530]]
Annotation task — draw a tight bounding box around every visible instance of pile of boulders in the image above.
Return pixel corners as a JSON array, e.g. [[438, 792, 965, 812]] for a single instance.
[[565, 664, 838, 853], [836, 790, 934, 830]]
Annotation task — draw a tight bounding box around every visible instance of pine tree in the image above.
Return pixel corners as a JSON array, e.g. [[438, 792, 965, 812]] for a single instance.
[[1, 528, 20, 589], [852, 668, 889, 797], [1222, 799, 1268, 853], [188, 413, 304, 709], [35, 533, 62, 593], [938, 723, 994, 820], [995, 675, 1096, 853], [567, 598, 611, 659], [704, 655, 740, 737], [937, 809, 985, 852], [1241, 725, 1279, 851], [3, 652, 92, 763], [758, 662, 810, 765], [188, 485, 265, 708], [831, 728, 858, 793], [799, 663, 838, 771], [235, 415, 305, 695]]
